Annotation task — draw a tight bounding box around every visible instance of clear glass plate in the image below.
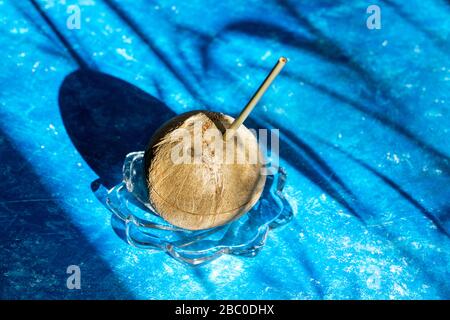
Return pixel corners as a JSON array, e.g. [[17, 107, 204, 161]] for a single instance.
[[95, 151, 293, 265]]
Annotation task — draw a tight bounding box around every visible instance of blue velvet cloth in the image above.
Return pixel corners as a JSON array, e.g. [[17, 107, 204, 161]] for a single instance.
[[0, 0, 449, 299]]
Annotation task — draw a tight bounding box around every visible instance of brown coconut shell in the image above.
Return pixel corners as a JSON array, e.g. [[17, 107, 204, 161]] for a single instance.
[[144, 111, 266, 230]]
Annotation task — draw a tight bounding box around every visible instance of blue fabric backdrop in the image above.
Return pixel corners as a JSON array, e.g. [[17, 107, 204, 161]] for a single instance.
[[1, 0, 449, 299]]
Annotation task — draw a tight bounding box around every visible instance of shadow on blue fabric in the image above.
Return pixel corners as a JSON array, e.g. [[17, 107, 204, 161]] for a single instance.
[[58, 69, 176, 189], [0, 130, 133, 299]]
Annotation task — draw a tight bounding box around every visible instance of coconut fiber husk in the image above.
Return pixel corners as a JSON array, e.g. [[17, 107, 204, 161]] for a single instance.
[[144, 111, 266, 230]]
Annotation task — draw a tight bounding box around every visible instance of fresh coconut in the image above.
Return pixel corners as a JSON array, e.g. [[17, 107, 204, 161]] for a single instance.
[[144, 111, 266, 230], [144, 57, 287, 230]]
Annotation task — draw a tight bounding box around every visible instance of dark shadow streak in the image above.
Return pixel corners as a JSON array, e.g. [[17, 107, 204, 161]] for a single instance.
[[102, 0, 208, 107], [207, 18, 450, 168], [282, 127, 357, 200], [279, 135, 365, 222], [279, 69, 450, 172], [30, 0, 88, 69], [254, 119, 447, 295], [0, 131, 133, 299], [297, 248, 326, 299], [224, 20, 350, 65], [207, 0, 450, 166], [174, 25, 215, 73], [259, 125, 449, 295], [276, 0, 396, 94], [439, 205, 450, 224], [309, 134, 450, 238], [277, 243, 326, 299], [246, 118, 366, 223], [15, 4, 56, 43], [59, 68, 176, 189], [382, 0, 450, 53], [191, 268, 219, 298], [30, 0, 179, 263], [279, 131, 450, 295]]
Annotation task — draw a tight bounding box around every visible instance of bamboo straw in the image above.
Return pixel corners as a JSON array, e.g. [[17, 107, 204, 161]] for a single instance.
[[224, 57, 287, 140]]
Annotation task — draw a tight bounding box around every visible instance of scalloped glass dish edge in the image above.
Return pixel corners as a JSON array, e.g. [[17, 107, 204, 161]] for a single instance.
[[102, 151, 293, 266]]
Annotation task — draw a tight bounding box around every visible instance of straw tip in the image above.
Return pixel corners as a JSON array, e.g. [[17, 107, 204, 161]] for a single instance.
[[279, 57, 288, 63]]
